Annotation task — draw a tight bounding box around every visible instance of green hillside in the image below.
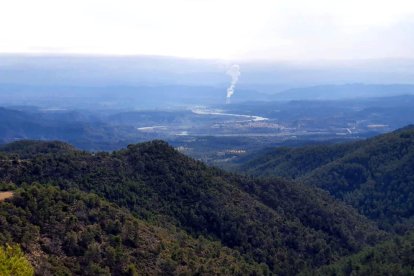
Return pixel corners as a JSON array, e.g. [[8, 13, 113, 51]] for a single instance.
[[0, 140, 385, 274], [317, 231, 414, 276], [238, 126, 414, 231], [0, 184, 264, 275]]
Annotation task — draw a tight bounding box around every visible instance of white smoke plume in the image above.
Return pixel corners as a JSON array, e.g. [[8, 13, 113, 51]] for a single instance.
[[226, 64, 240, 104]]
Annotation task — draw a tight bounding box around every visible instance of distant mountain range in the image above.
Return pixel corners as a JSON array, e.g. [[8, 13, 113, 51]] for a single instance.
[[274, 84, 414, 100], [2, 54, 414, 88], [2, 54, 414, 109], [1, 83, 414, 111]]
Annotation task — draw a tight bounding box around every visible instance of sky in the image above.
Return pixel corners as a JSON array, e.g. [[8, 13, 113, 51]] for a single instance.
[[0, 0, 414, 61]]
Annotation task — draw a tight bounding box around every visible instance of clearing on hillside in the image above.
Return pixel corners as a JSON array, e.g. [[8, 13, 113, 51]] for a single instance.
[[0, 191, 13, 202]]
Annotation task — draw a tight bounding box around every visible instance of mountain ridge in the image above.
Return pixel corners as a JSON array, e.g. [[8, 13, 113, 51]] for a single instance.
[[238, 125, 414, 232], [0, 139, 386, 274]]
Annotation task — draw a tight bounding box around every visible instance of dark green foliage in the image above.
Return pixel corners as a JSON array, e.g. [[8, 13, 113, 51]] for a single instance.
[[238, 142, 355, 179], [239, 126, 414, 232], [317, 231, 414, 275], [0, 140, 385, 274], [0, 184, 264, 275], [0, 140, 77, 158]]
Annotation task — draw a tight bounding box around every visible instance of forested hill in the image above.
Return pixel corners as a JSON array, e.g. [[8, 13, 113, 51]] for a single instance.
[[237, 125, 414, 232], [0, 140, 385, 274], [0, 184, 264, 275], [317, 231, 414, 275]]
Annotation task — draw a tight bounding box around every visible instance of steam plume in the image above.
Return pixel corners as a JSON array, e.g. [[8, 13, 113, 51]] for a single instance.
[[226, 64, 240, 104]]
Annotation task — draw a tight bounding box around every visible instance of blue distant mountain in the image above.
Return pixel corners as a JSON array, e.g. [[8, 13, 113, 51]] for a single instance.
[[274, 84, 414, 100]]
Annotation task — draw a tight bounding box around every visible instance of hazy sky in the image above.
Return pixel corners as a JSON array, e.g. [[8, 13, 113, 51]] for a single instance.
[[1, 0, 414, 61]]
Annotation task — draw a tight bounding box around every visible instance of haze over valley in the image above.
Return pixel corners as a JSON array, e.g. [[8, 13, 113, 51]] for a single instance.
[[1, 55, 414, 164]]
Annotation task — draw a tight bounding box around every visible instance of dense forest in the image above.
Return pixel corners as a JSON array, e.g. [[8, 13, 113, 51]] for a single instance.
[[317, 231, 414, 275], [0, 139, 387, 274], [238, 126, 414, 232], [0, 184, 263, 275]]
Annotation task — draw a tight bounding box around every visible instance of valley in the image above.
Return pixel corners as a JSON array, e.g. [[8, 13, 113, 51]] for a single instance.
[[2, 93, 414, 166]]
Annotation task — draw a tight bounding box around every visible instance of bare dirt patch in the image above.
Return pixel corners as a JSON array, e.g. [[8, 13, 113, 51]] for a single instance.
[[0, 191, 14, 202]]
